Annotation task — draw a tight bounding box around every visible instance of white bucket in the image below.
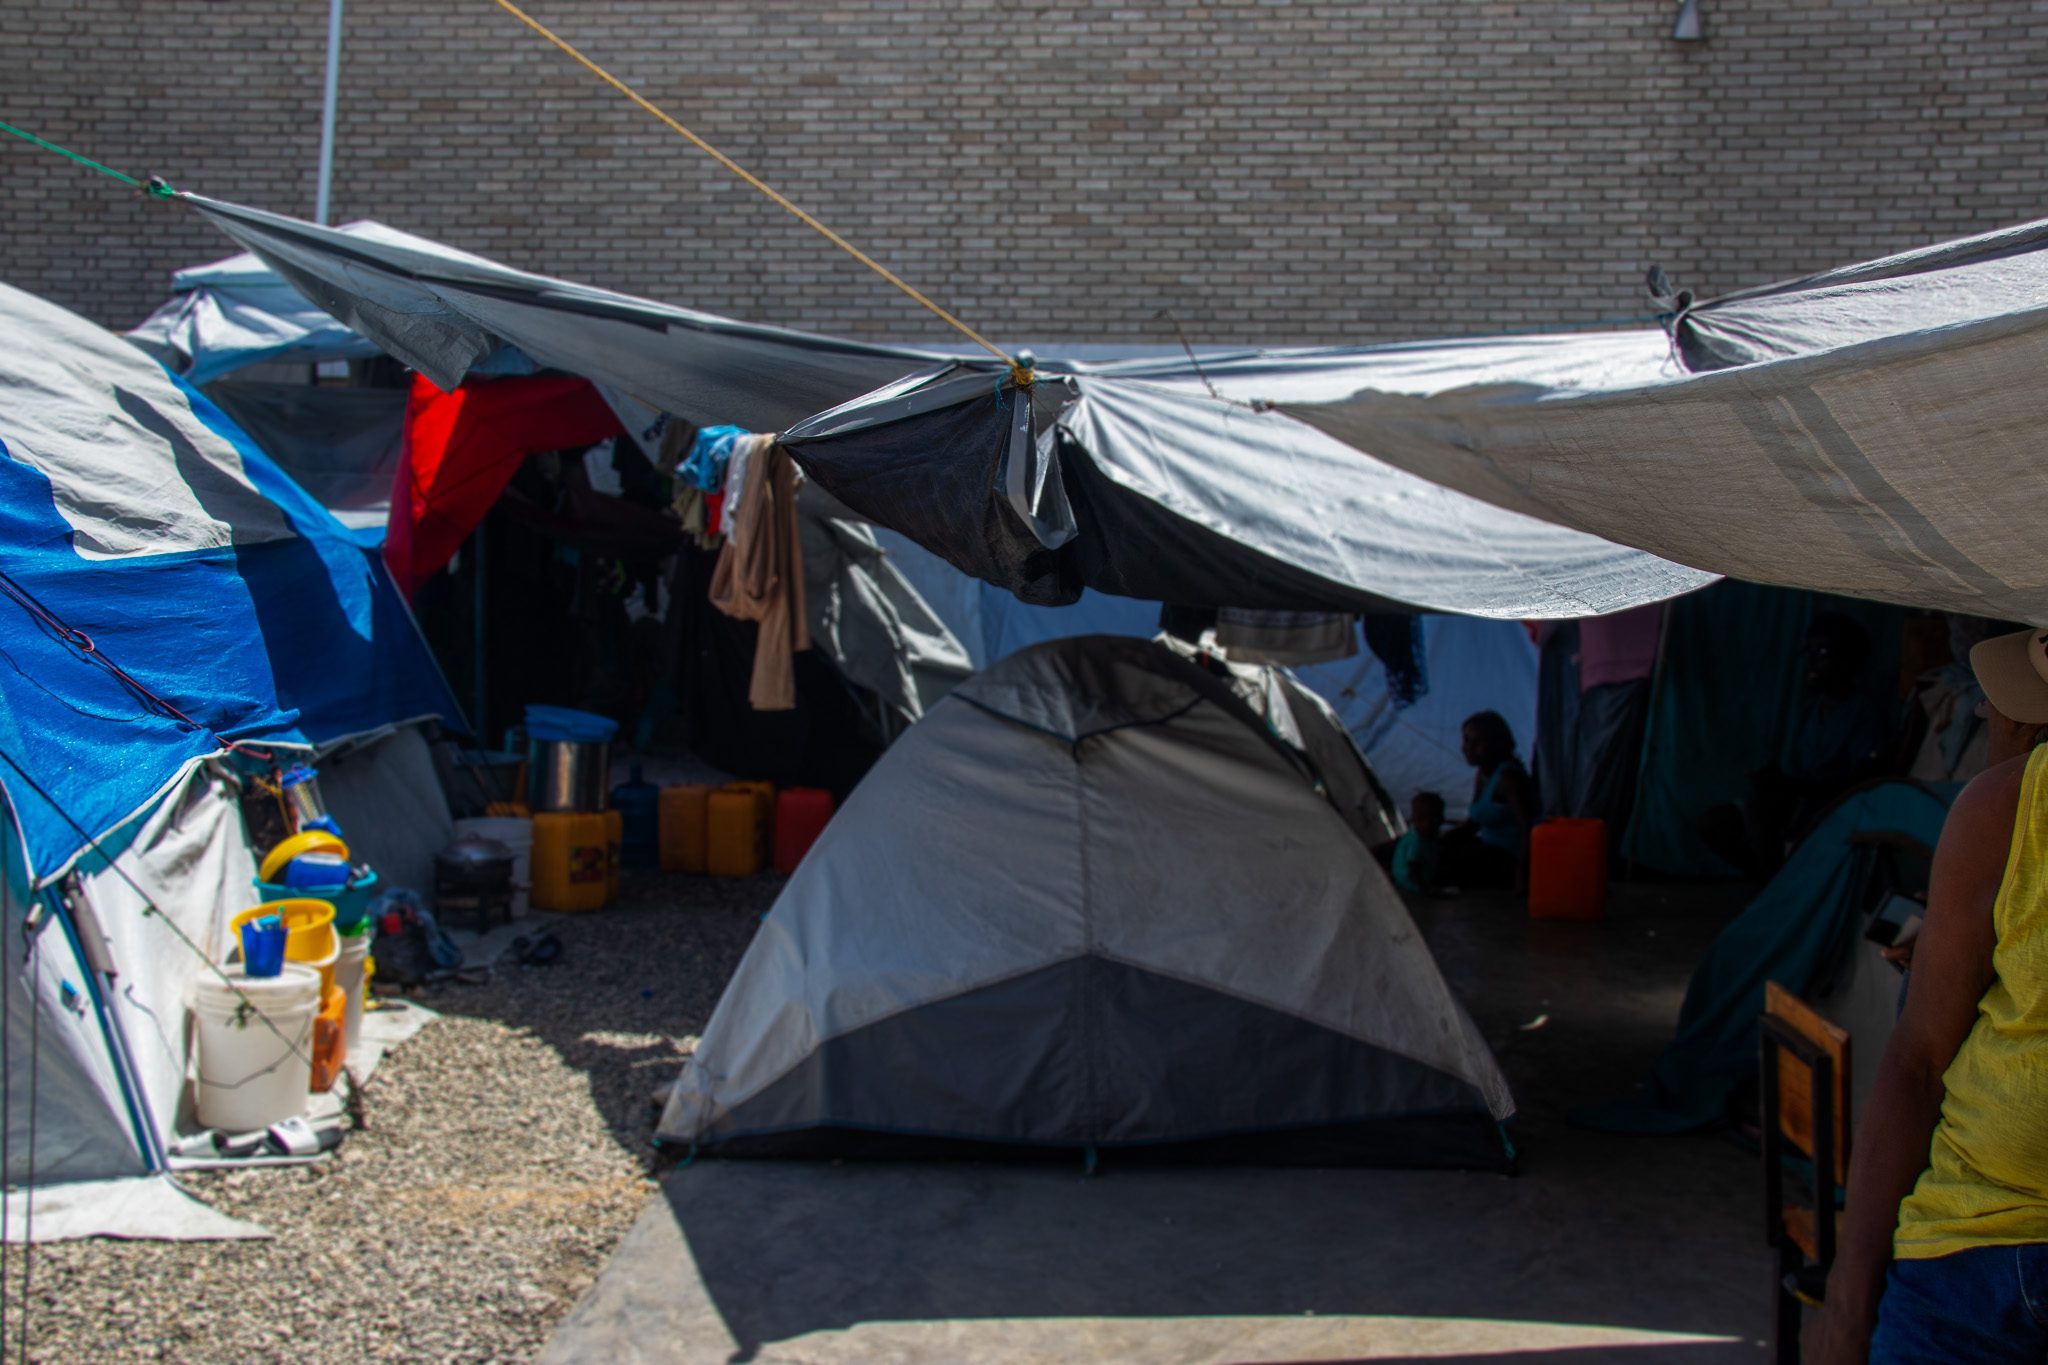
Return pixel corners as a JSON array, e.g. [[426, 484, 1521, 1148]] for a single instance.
[[454, 815, 535, 917], [334, 931, 371, 1056], [190, 963, 320, 1132]]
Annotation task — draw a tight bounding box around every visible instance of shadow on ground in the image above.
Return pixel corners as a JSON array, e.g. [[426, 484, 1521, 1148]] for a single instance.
[[497, 877, 1767, 1363]]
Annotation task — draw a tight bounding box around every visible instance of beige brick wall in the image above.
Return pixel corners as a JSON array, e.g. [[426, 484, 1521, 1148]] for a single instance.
[[4, 1, 2045, 347]]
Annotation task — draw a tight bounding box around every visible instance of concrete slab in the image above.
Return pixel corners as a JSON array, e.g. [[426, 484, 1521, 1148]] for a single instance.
[[545, 885, 1773, 1363]]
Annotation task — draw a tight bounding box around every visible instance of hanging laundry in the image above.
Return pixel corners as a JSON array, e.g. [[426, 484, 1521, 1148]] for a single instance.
[[679, 424, 748, 494], [674, 484, 708, 538], [1216, 609, 1359, 667], [657, 416, 696, 476], [1363, 614, 1430, 706], [709, 436, 809, 710], [1578, 602, 1665, 692], [720, 432, 760, 537]]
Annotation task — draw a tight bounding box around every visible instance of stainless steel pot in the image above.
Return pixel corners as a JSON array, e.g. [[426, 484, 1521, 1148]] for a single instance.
[[526, 737, 611, 812]]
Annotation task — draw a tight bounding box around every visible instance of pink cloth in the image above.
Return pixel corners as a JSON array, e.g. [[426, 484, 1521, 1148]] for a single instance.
[[1578, 603, 1665, 691]]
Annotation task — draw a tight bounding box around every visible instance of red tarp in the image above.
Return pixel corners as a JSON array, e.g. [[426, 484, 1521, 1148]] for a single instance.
[[385, 374, 624, 597]]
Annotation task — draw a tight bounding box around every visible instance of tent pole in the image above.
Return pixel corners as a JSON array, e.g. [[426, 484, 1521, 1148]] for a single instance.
[[314, 0, 344, 225], [1622, 607, 1674, 883], [471, 525, 488, 746], [56, 885, 165, 1177]]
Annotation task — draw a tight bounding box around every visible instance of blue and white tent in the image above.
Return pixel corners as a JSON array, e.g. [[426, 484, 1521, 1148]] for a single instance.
[[0, 280, 459, 1239]]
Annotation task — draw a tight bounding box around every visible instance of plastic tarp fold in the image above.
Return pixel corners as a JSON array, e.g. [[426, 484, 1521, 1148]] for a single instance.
[[797, 511, 974, 719], [185, 196, 950, 435], [1265, 221, 2048, 625], [193, 195, 2048, 621], [126, 225, 391, 385]]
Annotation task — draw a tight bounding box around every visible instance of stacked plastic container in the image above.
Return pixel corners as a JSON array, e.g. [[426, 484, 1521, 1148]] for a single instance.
[[657, 780, 835, 879], [1528, 817, 1609, 921], [524, 706, 620, 913]]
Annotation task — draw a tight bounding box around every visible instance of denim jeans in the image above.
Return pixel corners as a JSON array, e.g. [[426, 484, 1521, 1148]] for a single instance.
[[1871, 1243, 2048, 1364]]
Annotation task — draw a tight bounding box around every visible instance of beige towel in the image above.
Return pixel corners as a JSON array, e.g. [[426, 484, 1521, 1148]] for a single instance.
[[708, 435, 809, 710]]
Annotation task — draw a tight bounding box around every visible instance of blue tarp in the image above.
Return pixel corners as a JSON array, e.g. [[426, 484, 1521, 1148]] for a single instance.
[[0, 281, 460, 885]]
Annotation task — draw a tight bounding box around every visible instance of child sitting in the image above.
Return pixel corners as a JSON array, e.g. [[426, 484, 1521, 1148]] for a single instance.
[[1392, 791, 1446, 894]]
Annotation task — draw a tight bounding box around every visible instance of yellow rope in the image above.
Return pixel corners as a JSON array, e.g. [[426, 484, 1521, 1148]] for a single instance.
[[489, 0, 1019, 371]]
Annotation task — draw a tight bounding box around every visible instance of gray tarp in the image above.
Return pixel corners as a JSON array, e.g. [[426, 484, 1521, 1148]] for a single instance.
[[1119, 218, 2048, 623], [184, 196, 950, 434], [183, 195, 1713, 619], [190, 194, 2048, 621], [786, 364, 1716, 617]]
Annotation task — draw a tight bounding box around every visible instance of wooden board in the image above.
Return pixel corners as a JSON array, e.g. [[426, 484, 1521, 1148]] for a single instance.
[[1765, 981, 1851, 1183]]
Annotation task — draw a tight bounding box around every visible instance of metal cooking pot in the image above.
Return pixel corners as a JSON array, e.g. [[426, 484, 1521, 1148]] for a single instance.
[[526, 737, 611, 813], [436, 834, 513, 875], [435, 835, 514, 931]]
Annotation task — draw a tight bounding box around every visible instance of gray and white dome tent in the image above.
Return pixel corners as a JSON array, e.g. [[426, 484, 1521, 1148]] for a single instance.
[[658, 636, 1515, 1169]]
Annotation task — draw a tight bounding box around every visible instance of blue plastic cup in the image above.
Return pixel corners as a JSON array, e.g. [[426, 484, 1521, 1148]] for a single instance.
[[240, 914, 287, 978]]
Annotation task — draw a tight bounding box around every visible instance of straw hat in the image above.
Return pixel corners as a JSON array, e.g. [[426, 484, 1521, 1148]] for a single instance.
[[1971, 628, 2048, 726]]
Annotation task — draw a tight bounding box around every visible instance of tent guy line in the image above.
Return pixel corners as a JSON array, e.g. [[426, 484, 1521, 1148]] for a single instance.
[[0, 114, 1685, 363], [487, 0, 1023, 371], [0, 119, 172, 198], [0, 566, 278, 765]]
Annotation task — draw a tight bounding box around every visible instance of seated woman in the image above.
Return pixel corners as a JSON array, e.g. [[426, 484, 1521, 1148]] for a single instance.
[[1808, 627, 2048, 1363], [1439, 710, 1534, 892]]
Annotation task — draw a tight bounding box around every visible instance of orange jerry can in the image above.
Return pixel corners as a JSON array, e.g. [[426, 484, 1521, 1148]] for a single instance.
[[706, 788, 764, 877], [773, 787, 834, 875], [660, 784, 713, 873], [1528, 817, 1608, 922], [724, 780, 775, 865], [531, 811, 610, 912]]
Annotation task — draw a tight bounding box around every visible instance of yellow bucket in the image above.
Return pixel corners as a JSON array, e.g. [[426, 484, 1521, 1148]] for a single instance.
[[257, 830, 351, 885], [230, 899, 340, 995]]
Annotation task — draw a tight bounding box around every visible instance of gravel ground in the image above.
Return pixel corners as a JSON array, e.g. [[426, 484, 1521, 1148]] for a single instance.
[[0, 868, 776, 1364]]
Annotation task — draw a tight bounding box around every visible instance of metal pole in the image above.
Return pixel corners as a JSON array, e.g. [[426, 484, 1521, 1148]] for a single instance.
[[314, 0, 344, 225], [472, 525, 488, 745]]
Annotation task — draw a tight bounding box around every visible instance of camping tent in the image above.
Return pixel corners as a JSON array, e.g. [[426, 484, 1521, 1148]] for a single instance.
[[873, 540, 1541, 820], [128, 220, 435, 384], [0, 279, 460, 1239], [658, 635, 1513, 1168]]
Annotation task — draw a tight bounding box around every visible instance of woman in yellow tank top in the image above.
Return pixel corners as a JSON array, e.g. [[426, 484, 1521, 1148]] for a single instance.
[[1809, 627, 2048, 1364]]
